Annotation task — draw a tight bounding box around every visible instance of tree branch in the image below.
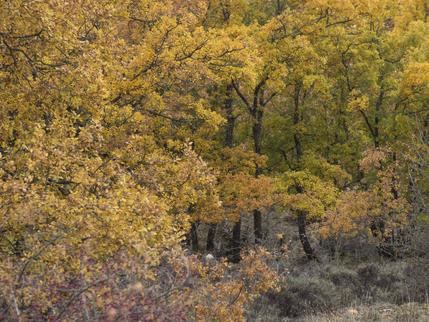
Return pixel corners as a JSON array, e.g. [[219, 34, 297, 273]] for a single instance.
[[231, 80, 251, 111]]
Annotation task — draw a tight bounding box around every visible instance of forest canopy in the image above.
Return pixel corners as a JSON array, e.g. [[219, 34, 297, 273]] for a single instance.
[[1, 0, 428, 320]]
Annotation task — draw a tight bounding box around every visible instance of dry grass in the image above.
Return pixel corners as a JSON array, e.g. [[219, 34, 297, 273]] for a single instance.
[[247, 260, 429, 321], [293, 303, 429, 322]]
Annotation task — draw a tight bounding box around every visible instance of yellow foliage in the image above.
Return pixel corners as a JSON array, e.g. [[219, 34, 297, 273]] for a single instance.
[[193, 248, 279, 322], [278, 170, 339, 218]]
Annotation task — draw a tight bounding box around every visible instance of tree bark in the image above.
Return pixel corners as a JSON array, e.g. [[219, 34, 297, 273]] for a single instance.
[[207, 83, 241, 256], [253, 209, 263, 244], [293, 84, 303, 160], [232, 79, 270, 245], [293, 83, 316, 260], [252, 110, 263, 155], [297, 211, 316, 260], [188, 222, 199, 252], [224, 84, 235, 147], [359, 78, 384, 148], [224, 83, 243, 259], [231, 218, 241, 262], [206, 224, 216, 252], [206, 84, 235, 252], [252, 110, 264, 244], [373, 86, 384, 148]]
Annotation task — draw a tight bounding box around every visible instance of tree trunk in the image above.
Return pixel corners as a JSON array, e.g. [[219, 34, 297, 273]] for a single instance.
[[297, 211, 316, 260], [252, 111, 263, 155], [210, 82, 241, 257], [224, 84, 235, 147], [224, 83, 243, 259], [275, 0, 284, 15], [188, 222, 199, 252], [231, 218, 241, 262], [225, 83, 243, 258], [253, 209, 263, 244], [232, 80, 268, 246], [373, 87, 384, 148], [293, 83, 316, 260], [206, 223, 216, 252], [252, 109, 264, 244], [293, 84, 302, 160]]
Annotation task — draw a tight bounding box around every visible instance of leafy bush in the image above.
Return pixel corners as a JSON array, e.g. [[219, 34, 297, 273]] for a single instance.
[[266, 276, 338, 317], [0, 248, 279, 321]]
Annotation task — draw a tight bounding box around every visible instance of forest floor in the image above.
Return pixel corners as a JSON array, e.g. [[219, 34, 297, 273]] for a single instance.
[[202, 213, 429, 322], [248, 262, 429, 321], [251, 304, 429, 321], [293, 303, 429, 322]]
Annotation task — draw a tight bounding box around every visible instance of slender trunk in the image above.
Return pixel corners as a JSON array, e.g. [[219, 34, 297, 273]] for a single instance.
[[252, 109, 264, 243], [226, 83, 243, 258], [391, 152, 399, 199], [293, 85, 302, 160], [207, 83, 241, 259], [276, 0, 283, 15], [253, 209, 263, 244], [373, 88, 384, 148], [231, 218, 241, 262], [372, 84, 389, 246], [190, 222, 199, 251], [423, 115, 429, 144], [232, 79, 268, 245], [293, 84, 316, 260], [206, 224, 216, 252], [296, 185, 316, 260], [206, 84, 235, 252], [297, 211, 316, 260], [224, 84, 235, 147], [252, 110, 263, 155], [224, 83, 243, 258]]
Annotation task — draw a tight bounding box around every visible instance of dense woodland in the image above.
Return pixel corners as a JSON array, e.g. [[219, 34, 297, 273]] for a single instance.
[[1, 0, 429, 321]]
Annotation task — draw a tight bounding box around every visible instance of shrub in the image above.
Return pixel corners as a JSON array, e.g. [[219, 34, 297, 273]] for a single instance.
[[357, 263, 380, 287], [266, 276, 338, 317]]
